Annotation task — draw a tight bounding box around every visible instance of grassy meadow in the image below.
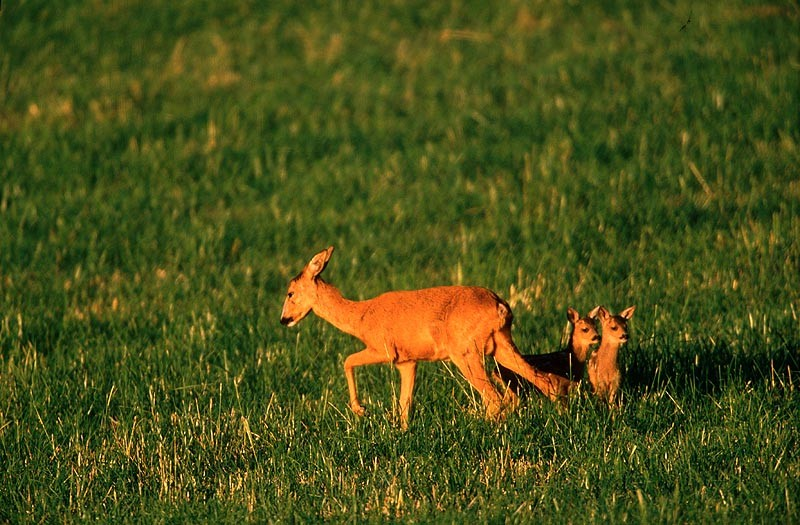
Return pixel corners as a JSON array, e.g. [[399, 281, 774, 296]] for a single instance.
[[1, 0, 798, 522]]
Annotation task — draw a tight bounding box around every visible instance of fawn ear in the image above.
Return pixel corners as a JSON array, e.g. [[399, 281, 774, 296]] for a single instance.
[[595, 306, 610, 321], [305, 246, 334, 279], [567, 307, 580, 324], [620, 305, 636, 319], [587, 305, 601, 319]]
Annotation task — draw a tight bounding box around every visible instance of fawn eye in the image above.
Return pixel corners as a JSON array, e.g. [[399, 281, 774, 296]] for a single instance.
[[287, 292, 294, 299]]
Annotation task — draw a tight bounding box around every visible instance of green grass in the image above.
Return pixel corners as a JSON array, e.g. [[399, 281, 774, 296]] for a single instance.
[[1, 0, 798, 522]]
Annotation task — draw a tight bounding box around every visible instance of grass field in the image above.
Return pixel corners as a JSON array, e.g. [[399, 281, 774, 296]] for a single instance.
[[1, 0, 798, 522]]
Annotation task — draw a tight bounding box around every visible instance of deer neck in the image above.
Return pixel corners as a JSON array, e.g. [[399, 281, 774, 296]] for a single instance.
[[568, 336, 592, 364], [312, 280, 368, 339], [593, 339, 620, 365]]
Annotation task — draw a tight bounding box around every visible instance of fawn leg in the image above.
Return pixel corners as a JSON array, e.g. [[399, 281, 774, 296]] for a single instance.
[[344, 347, 392, 416]]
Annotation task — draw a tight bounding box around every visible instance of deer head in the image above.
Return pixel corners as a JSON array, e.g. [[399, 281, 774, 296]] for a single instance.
[[280, 246, 334, 327], [596, 305, 635, 344], [567, 306, 601, 349]]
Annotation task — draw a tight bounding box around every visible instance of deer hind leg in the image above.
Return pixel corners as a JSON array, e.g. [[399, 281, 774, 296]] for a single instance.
[[449, 348, 503, 420], [343, 347, 393, 416], [395, 361, 417, 429], [490, 368, 521, 411], [493, 332, 566, 402]]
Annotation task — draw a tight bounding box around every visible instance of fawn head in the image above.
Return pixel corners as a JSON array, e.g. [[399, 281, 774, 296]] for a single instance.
[[596, 305, 635, 344], [280, 246, 334, 327], [567, 307, 600, 348]]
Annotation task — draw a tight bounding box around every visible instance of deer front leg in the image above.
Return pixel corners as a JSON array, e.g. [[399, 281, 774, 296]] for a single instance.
[[343, 347, 393, 417], [605, 373, 621, 405], [396, 361, 417, 429]]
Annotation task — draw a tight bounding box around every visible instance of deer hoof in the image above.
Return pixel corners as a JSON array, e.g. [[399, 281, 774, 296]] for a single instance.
[[485, 400, 505, 421], [350, 402, 366, 417]]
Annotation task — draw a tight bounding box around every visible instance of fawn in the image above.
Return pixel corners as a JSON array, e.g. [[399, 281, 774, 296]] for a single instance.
[[280, 246, 563, 428], [588, 305, 635, 404], [494, 307, 600, 398]]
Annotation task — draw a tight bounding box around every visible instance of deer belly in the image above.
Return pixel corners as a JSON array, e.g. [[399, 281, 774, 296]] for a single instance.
[[394, 344, 442, 363]]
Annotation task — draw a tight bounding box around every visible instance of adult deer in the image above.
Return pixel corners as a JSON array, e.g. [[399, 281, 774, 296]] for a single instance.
[[280, 246, 562, 428]]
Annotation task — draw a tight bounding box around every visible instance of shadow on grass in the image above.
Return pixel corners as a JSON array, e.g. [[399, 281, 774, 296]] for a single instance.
[[624, 335, 800, 396]]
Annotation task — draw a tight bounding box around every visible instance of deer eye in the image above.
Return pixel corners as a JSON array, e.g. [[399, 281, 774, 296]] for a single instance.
[[287, 292, 294, 299]]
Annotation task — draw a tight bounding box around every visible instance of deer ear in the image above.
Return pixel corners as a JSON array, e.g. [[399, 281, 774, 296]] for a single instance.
[[620, 305, 636, 319], [587, 305, 601, 319], [567, 307, 580, 324], [305, 246, 334, 279], [595, 306, 610, 321]]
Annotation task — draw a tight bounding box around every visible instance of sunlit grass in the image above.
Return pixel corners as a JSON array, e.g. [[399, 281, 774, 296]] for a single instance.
[[0, 0, 798, 522]]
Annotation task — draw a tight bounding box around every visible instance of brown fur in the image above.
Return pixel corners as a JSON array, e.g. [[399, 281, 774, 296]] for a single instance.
[[280, 246, 563, 428], [494, 307, 600, 398], [588, 305, 635, 404]]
